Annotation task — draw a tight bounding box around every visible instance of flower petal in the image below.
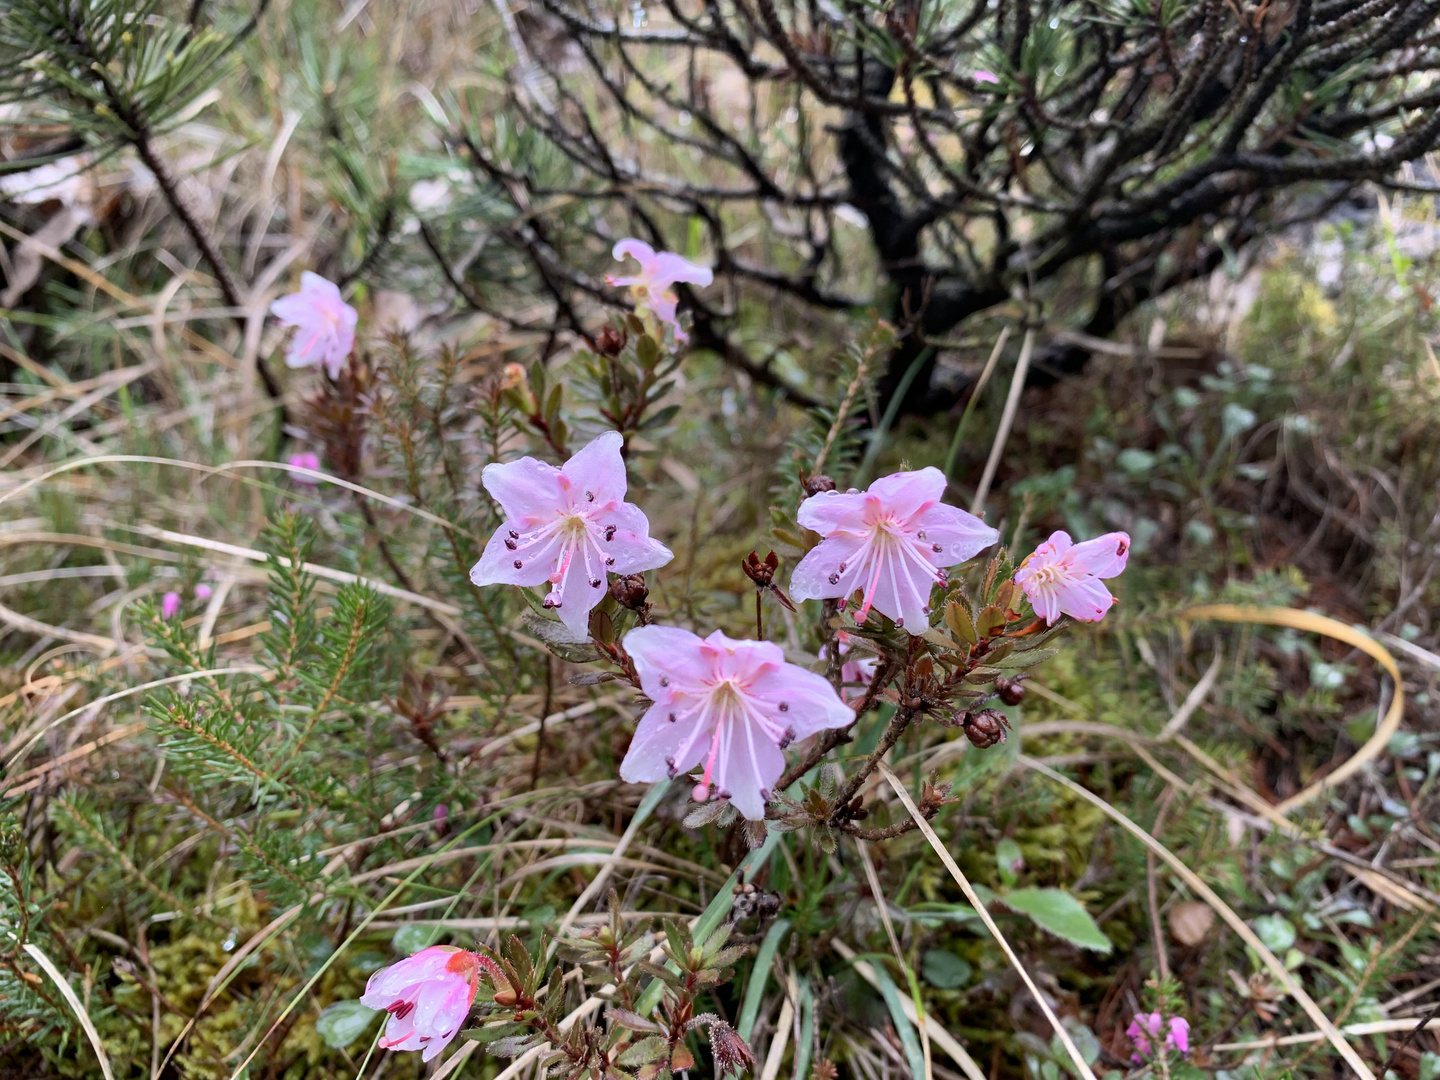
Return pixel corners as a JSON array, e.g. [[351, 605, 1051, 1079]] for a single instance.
[[790, 536, 866, 602], [594, 503, 674, 574], [470, 525, 563, 589], [623, 625, 714, 695], [612, 238, 657, 270], [553, 539, 609, 637], [650, 252, 713, 289], [866, 467, 946, 521], [911, 503, 999, 566], [1067, 531, 1130, 579], [795, 489, 869, 536], [717, 715, 784, 820], [620, 701, 713, 783], [746, 663, 852, 740], [1054, 575, 1116, 622], [559, 431, 628, 506], [299, 271, 343, 302], [481, 456, 563, 525]]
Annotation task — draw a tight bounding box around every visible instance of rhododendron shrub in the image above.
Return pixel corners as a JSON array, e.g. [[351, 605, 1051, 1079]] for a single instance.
[[332, 257, 1136, 1068]]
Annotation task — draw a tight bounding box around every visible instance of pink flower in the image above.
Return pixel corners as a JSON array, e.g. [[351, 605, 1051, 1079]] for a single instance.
[[288, 452, 322, 484], [1013, 530, 1130, 624], [269, 272, 358, 379], [619, 625, 852, 820], [790, 467, 999, 631], [974, 70, 1000, 84], [606, 239, 713, 343], [361, 946, 496, 1062], [160, 592, 182, 619], [820, 631, 877, 704], [471, 431, 673, 637], [1126, 1012, 1188, 1061], [194, 584, 213, 602]]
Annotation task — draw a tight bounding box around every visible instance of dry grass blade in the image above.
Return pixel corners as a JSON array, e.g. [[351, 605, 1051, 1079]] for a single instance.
[[876, 762, 1099, 1080], [1182, 604, 1404, 814], [23, 943, 116, 1080], [1018, 755, 1376, 1080], [971, 327, 1034, 516], [1214, 1017, 1440, 1051]]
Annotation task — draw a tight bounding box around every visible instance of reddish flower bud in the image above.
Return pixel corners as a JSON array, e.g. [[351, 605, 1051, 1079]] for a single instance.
[[962, 708, 1010, 749], [802, 473, 836, 496], [610, 573, 650, 611], [995, 675, 1028, 706], [741, 550, 779, 588], [595, 324, 627, 357]]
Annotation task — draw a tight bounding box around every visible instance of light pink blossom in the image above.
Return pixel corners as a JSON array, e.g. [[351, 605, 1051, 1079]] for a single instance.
[[269, 272, 358, 379], [606, 239, 713, 343], [974, 70, 1000, 84], [790, 467, 998, 630], [1013, 530, 1130, 624], [288, 452, 322, 484], [160, 592, 182, 619], [820, 631, 878, 704], [619, 625, 851, 820], [1126, 1012, 1189, 1061], [471, 431, 673, 637], [194, 584, 213, 602], [361, 946, 496, 1062]]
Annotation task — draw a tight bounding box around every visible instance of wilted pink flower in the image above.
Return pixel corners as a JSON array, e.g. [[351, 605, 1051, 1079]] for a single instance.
[[471, 431, 673, 637], [1126, 1012, 1189, 1061], [974, 70, 1000, 84], [288, 452, 322, 484], [1013, 530, 1130, 624], [361, 946, 497, 1062], [820, 631, 877, 704], [194, 584, 213, 602], [269, 272, 357, 379], [160, 592, 182, 619], [606, 239, 713, 343], [791, 467, 998, 630], [619, 625, 852, 820]]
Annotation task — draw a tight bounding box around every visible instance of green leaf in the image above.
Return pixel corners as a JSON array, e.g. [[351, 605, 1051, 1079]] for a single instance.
[[392, 923, 443, 955], [316, 1000, 377, 1048], [618, 1036, 670, 1066], [1251, 914, 1296, 952], [921, 949, 972, 989], [993, 647, 1059, 669], [1000, 888, 1112, 953], [995, 839, 1024, 886], [465, 1022, 532, 1045]]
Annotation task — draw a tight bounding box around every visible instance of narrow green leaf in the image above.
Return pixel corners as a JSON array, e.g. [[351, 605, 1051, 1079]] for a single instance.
[[1000, 888, 1112, 953]]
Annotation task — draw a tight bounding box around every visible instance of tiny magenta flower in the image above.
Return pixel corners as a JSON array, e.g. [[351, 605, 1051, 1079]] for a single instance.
[[1013, 530, 1130, 624], [471, 431, 673, 637], [194, 584, 213, 602], [160, 592, 182, 619], [606, 239, 713, 343], [288, 452, 322, 484], [269, 272, 358, 379], [619, 625, 851, 820], [1126, 1012, 1188, 1061], [360, 946, 498, 1062], [790, 467, 998, 630], [974, 70, 1000, 84]]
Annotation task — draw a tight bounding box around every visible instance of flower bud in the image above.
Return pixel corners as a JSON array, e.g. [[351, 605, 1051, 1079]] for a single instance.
[[962, 708, 1009, 749], [995, 675, 1027, 706], [803, 473, 837, 496], [595, 325, 627, 357], [610, 574, 650, 611], [741, 550, 779, 588]]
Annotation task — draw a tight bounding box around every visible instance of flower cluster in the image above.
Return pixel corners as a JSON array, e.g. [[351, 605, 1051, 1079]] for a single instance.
[[352, 243, 1133, 1070], [1127, 1011, 1190, 1061]]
